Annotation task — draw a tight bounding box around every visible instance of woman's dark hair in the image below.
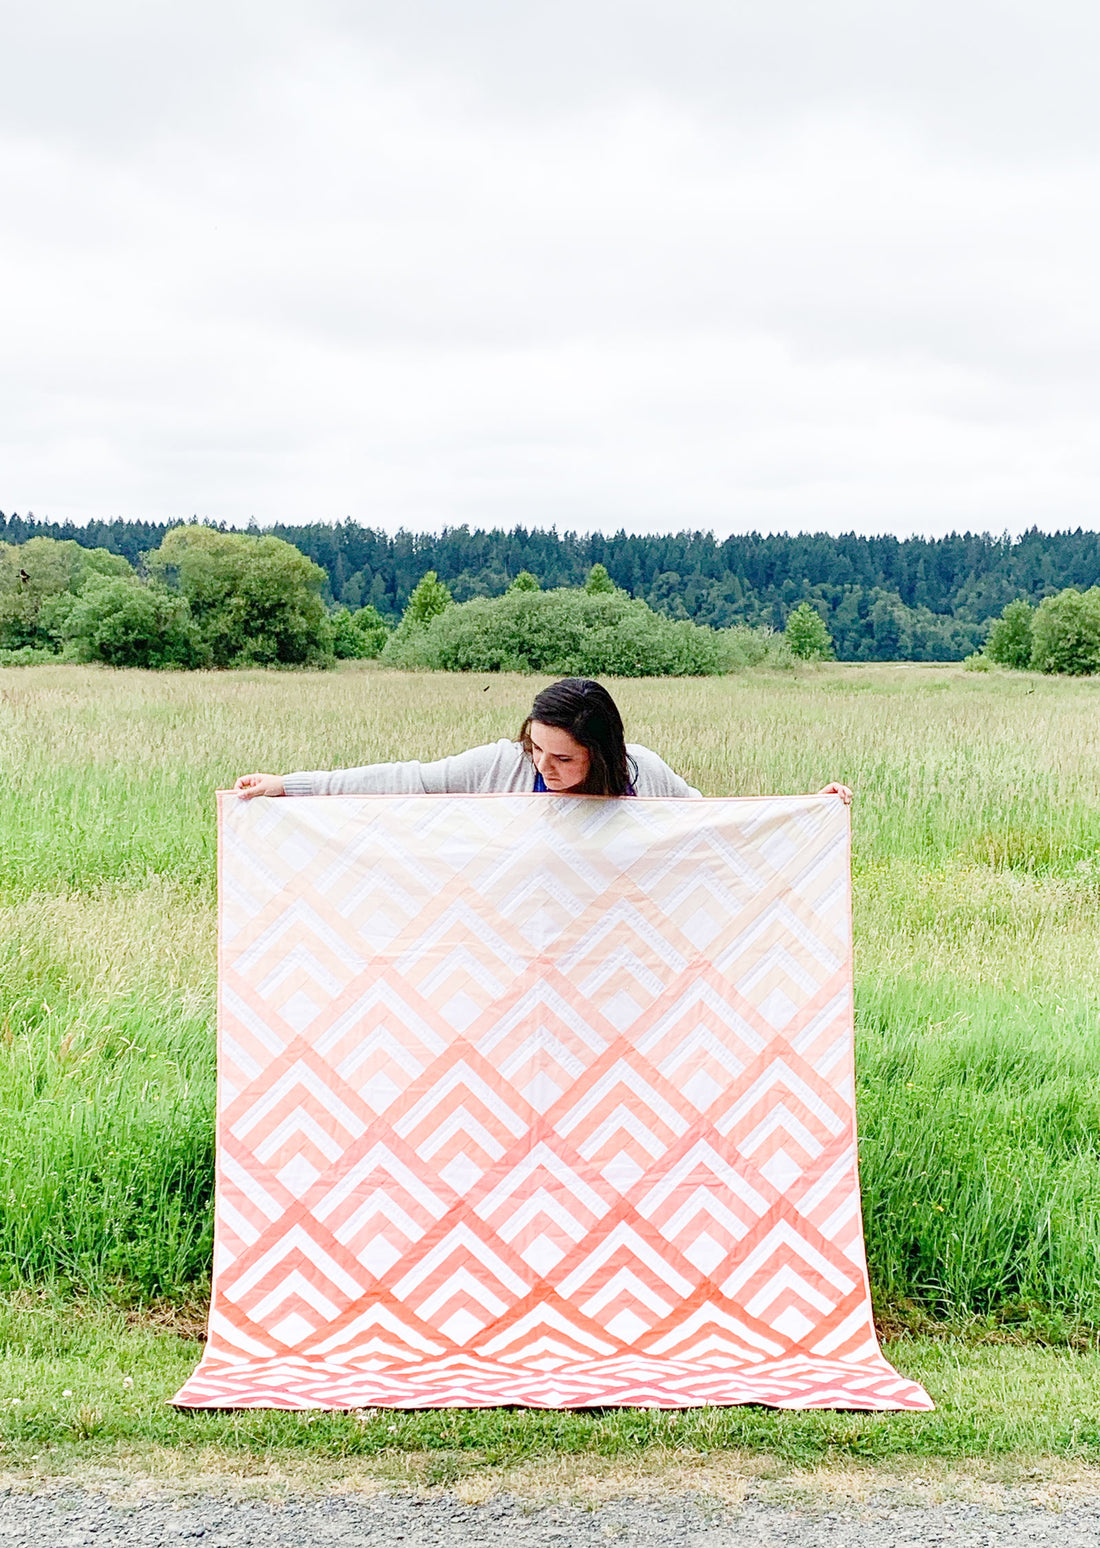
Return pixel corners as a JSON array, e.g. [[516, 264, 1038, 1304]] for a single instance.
[[518, 678, 635, 796]]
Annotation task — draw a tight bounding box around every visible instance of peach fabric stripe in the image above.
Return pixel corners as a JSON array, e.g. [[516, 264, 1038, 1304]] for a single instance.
[[173, 792, 932, 1411]]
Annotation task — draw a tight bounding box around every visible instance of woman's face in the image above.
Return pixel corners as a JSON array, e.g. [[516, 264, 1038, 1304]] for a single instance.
[[528, 721, 591, 791]]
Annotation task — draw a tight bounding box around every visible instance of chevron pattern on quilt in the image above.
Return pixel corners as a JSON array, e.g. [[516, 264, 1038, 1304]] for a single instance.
[[173, 791, 931, 1411]]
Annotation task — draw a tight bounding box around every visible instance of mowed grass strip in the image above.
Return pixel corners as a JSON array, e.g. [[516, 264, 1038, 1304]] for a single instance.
[[3, 1301, 1100, 1471], [1, 664, 1100, 1328]]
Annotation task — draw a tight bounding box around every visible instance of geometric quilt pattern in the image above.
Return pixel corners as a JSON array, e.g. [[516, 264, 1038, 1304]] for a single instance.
[[172, 791, 932, 1411]]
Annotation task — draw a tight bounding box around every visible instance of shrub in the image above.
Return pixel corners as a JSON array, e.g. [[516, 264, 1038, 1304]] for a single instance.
[[328, 609, 362, 660], [350, 605, 390, 656], [386, 586, 776, 676], [0, 646, 58, 666], [508, 570, 540, 593], [1029, 587, 1100, 676], [962, 651, 993, 672], [63, 576, 204, 668], [986, 598, 1034, 669], [722, 624, 794, 670], [329, 605, 390, 659], [784, 600, 835, 661]]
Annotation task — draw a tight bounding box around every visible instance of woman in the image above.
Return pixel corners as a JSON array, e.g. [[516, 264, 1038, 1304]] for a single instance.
[[234, 677, 852, 803]]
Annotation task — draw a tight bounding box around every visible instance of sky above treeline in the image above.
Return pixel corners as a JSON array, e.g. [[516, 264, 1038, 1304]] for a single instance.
[[4, 1, 1100, 540]]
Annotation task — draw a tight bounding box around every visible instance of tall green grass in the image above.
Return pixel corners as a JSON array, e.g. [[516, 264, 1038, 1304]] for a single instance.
[[0, 885, 214, 1298], [1, 663, 1099, 1324]]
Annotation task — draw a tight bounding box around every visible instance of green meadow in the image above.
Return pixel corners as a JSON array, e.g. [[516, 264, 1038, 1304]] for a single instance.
[[2, 661, 1100, 1468]]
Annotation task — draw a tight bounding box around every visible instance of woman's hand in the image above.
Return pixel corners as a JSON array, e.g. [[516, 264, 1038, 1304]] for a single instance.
[[817, 782, 853, 805], [234, 773, 286, 800]]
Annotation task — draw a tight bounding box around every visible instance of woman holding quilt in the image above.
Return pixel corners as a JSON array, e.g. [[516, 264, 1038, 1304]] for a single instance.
[[234, 676, 852, 804]]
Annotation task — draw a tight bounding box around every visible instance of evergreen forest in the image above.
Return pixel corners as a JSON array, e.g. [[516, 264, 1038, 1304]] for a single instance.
[[3, 511, 1100, 661]]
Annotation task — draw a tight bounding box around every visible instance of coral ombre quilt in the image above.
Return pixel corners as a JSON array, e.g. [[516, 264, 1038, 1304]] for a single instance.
[[173, 791, 931, 1411]]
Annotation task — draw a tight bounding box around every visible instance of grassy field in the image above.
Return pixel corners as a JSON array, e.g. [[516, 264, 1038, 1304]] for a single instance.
[[2, 661, 1100, 1467]]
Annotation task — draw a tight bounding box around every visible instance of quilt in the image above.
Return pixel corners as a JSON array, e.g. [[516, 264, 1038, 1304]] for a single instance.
[[173, 790, 932, 1411]]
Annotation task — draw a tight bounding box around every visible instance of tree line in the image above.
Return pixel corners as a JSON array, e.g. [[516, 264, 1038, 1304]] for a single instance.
[[0, 534, 789, 675], [3, 512, 1100, 661], [0, 530, 357, 669], [6, 521, 1100, 675]]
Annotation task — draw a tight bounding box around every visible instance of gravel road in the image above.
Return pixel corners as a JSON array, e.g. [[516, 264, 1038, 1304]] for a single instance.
[[3, 1485, 1100, 1547]]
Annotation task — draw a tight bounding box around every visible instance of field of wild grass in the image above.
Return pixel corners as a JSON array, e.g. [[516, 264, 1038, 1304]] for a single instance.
[[3, 662, 1100, 1333]]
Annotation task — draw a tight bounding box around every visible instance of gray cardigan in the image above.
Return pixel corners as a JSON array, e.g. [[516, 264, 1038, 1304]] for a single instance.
[[283, 740, 701, 799]]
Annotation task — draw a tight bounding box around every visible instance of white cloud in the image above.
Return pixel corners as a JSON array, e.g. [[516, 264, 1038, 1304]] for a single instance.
[[1, 0, 1099, 536]]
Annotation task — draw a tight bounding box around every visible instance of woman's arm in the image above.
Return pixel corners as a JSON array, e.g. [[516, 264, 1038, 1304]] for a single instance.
[[234, 741, 527, 799], [235, 760, 853, 804]]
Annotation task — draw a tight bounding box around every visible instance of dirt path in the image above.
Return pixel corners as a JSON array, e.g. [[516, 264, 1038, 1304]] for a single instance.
[[3, 1485, 1100, 1547]]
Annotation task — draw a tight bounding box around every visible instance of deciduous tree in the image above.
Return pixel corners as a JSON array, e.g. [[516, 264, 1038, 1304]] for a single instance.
[[148, 527, 331, 667], [985, 598, 1034, 669], [1029, 588, 1100, 675], [0, 537, 130, 650], [784, 601, 835, 661]]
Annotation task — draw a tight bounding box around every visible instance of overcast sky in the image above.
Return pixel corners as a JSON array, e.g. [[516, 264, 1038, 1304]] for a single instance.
[[3, 1, 1100, 539]]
